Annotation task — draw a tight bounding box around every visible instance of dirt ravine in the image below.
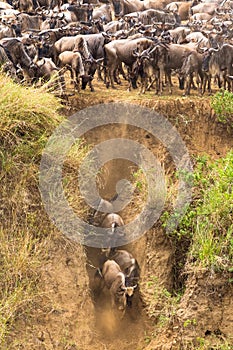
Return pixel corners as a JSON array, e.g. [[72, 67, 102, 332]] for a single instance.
[[11, 96, 232, 349]]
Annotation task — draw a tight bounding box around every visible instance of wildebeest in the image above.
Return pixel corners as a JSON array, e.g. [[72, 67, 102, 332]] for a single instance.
[[102, 259, 137, 316], [131, 46, 160, 94], [167, 27, 191, 44], [65, 4, 91, 23], [0, 43, 18, 80], [82, 56, 104, 91], [190, 2, 219, 16], [101, 213, 124, 233], [54, 35, 90, 63], [157, 43, 202, 94], [33, 57, 65, 94], [92, 3, 112, 23], [58, 50, 85, 91], [189, 12, 213, 22], [103, 248, 140, 307], [104, 36, 154, 88], [143, 0, 174, 10], [0, 37, 34, 81], [84, 32, 112, 59], [201, 44, 233, 93], [103, 19, 129, 33], [100, 212, 125, 250], [131, 8, 180, 26], [15, 12, 45, 32], [0, 17, 18, 38], [165, 1, 193, 21], [177, 50, 203, 95], [73, 32, 111, 82], [110, 0, 144, 17], [108, 249, 140, 282], [12, 0, 35, 13]]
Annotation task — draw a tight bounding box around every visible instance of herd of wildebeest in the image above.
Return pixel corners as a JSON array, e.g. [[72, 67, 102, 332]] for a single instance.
[[90, 211, 140, 318], [0, 0, 233, 95]]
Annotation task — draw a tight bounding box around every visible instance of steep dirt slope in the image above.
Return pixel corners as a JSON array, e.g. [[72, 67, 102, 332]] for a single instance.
[[7, 90, 232, 349]]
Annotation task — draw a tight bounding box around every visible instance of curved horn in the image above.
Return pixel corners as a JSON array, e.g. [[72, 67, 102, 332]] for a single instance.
[[58, 12, 65, 20], [215, 7, 225, 15], [148, 44, 158, 55], [215, 26, 223, 34], [35, 7, 43, 14], [164, 19, 176, 26], [41, 32, 51, 40], [96, 58, 104, 63], [199, 46, 208, 52], [132, 48, 140, 57], [84, 58, 93, 63], [209, 47, 220, 53], [220, 0, 228, 6], [42, 9, 50, 16]]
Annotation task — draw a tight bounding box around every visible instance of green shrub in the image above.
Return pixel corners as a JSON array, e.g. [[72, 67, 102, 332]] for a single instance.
[[162, 151, 233, 271], [211, 90, 233, 128]]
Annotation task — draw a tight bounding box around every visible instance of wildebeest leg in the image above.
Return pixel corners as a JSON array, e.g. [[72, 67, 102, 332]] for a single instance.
[[190, 75, 197, 90], [72, 67, 80, 92], [88, 77, 95, 92], [158, 65, 166, 95], [184, 74, 191, 96], [97, 66, 103, 81], [146, 77, 156, 91], [57, 69, 66, 96], [103, 65, 108, 85], [113, 67, 121, 84], [202, 73, 208, 95], [140, 77, 147, 94], [85, 75, 95, 92], [108, 65, 116, 89], [157, 68, 162, 94], [68, 67, 74, 85], [194, 71, 201, 94], [105, 50, 118, 88], [167, 72, 173, 94], [162, 69, 172, 94], [118, 62, 127, 80], [207, 75, 212, 94], [154, 76, 160, 95]]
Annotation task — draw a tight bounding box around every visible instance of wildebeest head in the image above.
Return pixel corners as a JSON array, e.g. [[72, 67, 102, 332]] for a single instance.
[[125, 285, 137, 296], [202, 47, 220, 72], [112, 0, 122, 17], [81, 73, 93, 89], [122, 284, 137, 309], [202, 51, 211, 72]]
